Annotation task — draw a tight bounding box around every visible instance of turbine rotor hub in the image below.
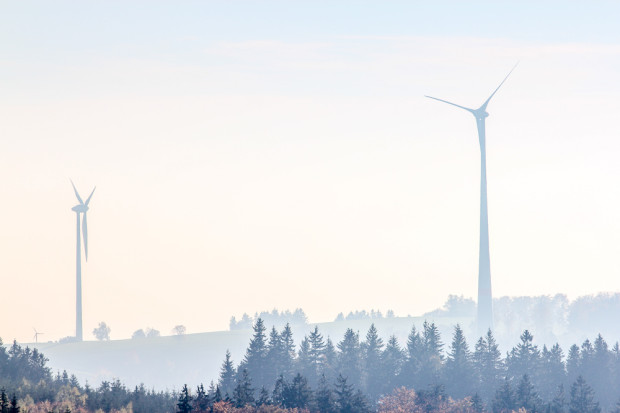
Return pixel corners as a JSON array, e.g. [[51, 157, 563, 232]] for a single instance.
[[72, 205, 88, 213]]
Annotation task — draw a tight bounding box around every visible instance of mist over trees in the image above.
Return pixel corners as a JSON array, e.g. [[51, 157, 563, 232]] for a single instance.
[[201, 318, 620, 412], [4, 314, 620, 412]]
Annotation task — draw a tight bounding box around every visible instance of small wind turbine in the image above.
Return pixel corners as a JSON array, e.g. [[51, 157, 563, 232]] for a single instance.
[[33, 328, 44, 343], [425, 64, 517, 336], [71, 180, 95, 342]]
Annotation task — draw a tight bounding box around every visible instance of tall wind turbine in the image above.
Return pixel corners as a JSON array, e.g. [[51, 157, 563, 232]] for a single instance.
[[71, 180, 95, 341], [425, 65, 516, 335]]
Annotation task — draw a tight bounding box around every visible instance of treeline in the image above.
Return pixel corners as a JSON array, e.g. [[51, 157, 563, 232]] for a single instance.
[[230, 310, 308, 331], [198, 319, 620, 412], [0, 338, 176, 413]]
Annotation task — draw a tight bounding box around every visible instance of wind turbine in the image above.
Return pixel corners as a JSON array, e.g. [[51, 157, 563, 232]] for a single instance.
[[71, 180, 95, 341], [33, 328, 44, 343], [425, 64, 517, 336]]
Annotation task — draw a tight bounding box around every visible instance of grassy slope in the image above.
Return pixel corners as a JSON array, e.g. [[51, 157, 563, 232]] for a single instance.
[[26, 316, 473, 391]]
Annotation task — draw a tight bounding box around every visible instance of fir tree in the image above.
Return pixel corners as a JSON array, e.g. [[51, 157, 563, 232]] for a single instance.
[[192, 384, 211, 412], [444, 324, 474, 399], [566, 344, 580, 384], [401, 325, 422, 388], [280, 323, 296, 378], [539, 344, 566, 401], [272, 375, 285, 406], [282, 373, 313, 409], [257, 386, 270, 406], [0, 390, 8, 413], [323, 337, 338, 381], [569, 375, 600, 413], [308, 326, 326, 386], [240, 318, 268, 391], [218, 350, 236, 397], [265, 327, 283, 387], [550, 384, 566, 413], [176, 384, 193, 413], [471, 393, 485, 412], [334, 374, 355, 413], [507, 330, 540, 384], [381, 335, 404, 395], [474, 329, 504, 402], [8, 394, 18, 413], [297, 337, 313, 380], [233, 368, 255, 408], [515, 374, 541, 412], [337, 329, 362, 388], [492, 378, 515, 413], [419, 321, 444, 387], [316, 373, 335, 413], [361, 323, 384, 400]]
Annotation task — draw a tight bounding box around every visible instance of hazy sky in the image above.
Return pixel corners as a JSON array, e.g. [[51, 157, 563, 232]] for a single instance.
[[2, 1, 620, 343]]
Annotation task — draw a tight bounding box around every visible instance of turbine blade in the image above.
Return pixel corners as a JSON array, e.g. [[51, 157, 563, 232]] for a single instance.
[[70, 179, 84, 205], [480, 62, 518, 110], [425, 95, 475, 113], [85, 187, 96, 206], [83, 213, 88, 261]]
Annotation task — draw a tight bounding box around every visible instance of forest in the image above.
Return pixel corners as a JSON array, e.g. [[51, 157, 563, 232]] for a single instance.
[[2, 318, 620, 413]]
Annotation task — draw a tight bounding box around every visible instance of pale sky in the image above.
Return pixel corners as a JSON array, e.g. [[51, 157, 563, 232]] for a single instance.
[[2, 1, 620, 343]]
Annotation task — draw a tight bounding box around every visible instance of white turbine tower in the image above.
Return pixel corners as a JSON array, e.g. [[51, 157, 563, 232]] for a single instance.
[[71, 180, 95, 341], [425, 64, 516, 336]]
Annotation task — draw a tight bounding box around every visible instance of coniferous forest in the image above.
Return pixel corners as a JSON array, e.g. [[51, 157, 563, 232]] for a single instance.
[[3, 319, 620, 412]]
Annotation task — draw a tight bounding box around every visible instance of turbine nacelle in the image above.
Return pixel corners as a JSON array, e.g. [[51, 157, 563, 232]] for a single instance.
[[72, 204, 89, 213], [70, 180, 95, 261]]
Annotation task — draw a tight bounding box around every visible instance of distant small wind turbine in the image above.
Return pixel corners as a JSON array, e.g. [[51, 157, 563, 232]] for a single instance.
[[71, 180, 96, 342], [425, 64, 517, 336], [33, 328, 44, 343]]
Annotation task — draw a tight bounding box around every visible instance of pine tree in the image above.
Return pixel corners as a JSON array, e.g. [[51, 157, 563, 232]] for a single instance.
[[444, 324, 474, 399], [515, 374, 541, 412], [272, 375, 285, 406], [297, 337, 313, 380], [308, 326, 326, 386], [591, 334, 612, 409], [257, 386, 270, 406], [507, 330, 540, 384], [240, 318, 268, 391], [218, 350, 236, 397], [419, 321, 444, 387], [337, 329, 362, 388], [192, 384, 211, 413], [361, 323, 384, 400], [265, 327, 283, 386], [400, 325, 422, 388], [282, 373, 313, 409], [323, 337, 338, 381], [550, 384, 566, 413], [473, 329, 503, 402], [566, 344, 580, 385], [316, 373, 335, 413], [334, 374, 355, 413], [177, 384, 193, 413], [492, 378, 514, 413], [471, 393, 485, 412], [280, 323, 296, 379], [233, 368, 255, 408], [8, 394, 19, 413], [569, 375, 600, 413], [381, 335, 404, 395], [539, 344, 566, 401], [0, 389, 8, 413]]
